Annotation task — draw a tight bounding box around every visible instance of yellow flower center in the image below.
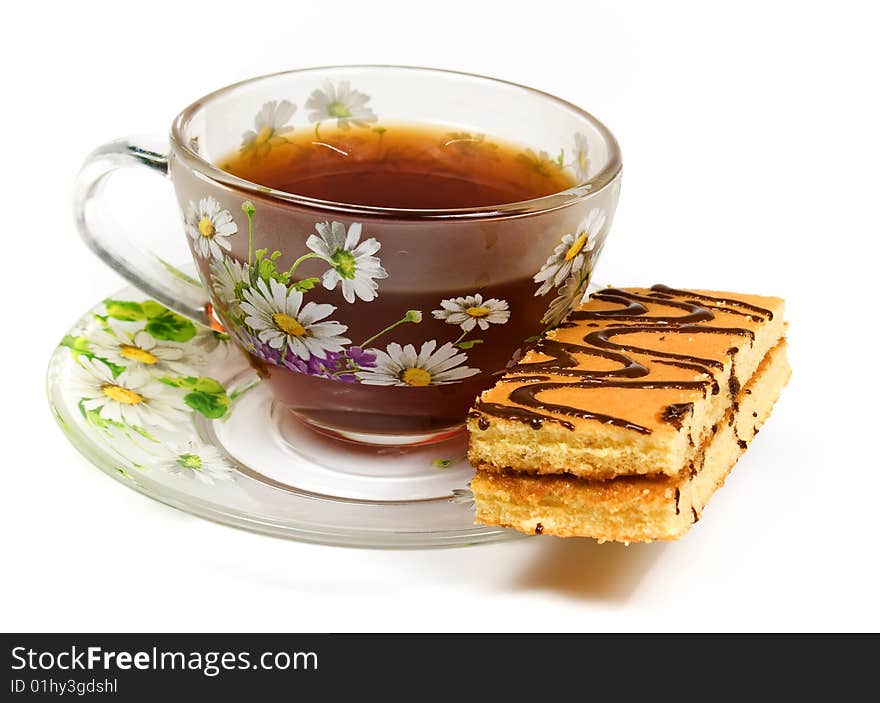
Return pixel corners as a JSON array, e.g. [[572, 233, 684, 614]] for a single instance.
[[255, 125, 274, 144], [273, 313, 308, 337], [465, 306, 490, 319], [328, 101, 352, 118], [118, 345, 158, 365], [197, 217, 215, 238], [101, 384, 144, 405], [564, 233, 587, 261], [401, 367, 432, 387]]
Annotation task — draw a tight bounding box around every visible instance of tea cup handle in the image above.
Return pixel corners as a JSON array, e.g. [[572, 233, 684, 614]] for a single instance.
[[73, 136, 211, 325]]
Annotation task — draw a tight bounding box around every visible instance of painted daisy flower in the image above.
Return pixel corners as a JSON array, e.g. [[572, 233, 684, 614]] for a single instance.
[[240, 277, 350, 359], [185, 197, 238, 260], [518, 148, 560, 177], [357, 341, 480, 387], [305, 81, 377, 128], [533, 208, 606, 296], [573, 132, 590, 181], [89, 322, 203, 378], [72, 358, 185, 430], [541, 270, 590, 327], [210, 256, 251, 319], [154, 441, 235, 485], [432, 294, 510, 332], [307, 221, 388, 303], [241, 100, 296, 156]]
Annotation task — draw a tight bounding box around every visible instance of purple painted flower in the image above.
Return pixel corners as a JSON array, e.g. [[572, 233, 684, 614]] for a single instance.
[[235, 329, 282, 365], [347, 346, 377, 369], [281, 349, 308, 374], [235, 327, 376, 383], [305, 353, 337, 378]]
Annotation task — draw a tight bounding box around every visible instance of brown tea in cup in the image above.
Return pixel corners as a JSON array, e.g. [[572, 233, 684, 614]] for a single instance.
[[218, 123, 575, 209]]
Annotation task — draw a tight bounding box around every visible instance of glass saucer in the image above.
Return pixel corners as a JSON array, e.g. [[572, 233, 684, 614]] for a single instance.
[[47, 283, 519, 548]]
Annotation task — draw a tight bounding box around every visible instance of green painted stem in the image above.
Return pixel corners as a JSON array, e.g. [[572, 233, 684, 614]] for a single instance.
[[359, 316, 414, 349], [287, 252, 325, 277]]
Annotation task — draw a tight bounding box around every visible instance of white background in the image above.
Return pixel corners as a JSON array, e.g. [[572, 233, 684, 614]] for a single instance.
[[2, 0, 878, 632]]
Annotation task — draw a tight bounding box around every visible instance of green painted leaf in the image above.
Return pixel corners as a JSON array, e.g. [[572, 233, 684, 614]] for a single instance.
[[171, 376, 226, 392], [145, 309, 197, 342], [177, 376, 230, 418], [104, 299, 145, 321], [129, 424, 159, 442], [292, 277, 320, 292], [457, 339, 484, 350], [99, 358, 126, 377], [60, 335, 90, 354], [141, 300, 169, 319], [157, 376, 182, 387], [81, 405, 123, 430], [184, 389, 230, 418]]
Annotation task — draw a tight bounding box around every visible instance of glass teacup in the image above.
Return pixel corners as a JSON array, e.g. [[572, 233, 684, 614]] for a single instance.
[[74, 66, 622, 445]]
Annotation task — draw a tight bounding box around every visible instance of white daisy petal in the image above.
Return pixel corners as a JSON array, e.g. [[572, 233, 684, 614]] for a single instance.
[[344, 222, 362, 249], [340, 280, 356, 304], [433, 365, 480, 383], [330, 221, 347, 246], [306, 234, 333, 259], [400, 344, 419, 370]]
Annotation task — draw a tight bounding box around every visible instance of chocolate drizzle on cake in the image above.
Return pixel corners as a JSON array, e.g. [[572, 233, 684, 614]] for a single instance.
[[474, 286, 760, 435], [650, 284, 773, 320], [727, 347, 741, 400], [473, 401, 574, 431], [662, 402, 694, 429]]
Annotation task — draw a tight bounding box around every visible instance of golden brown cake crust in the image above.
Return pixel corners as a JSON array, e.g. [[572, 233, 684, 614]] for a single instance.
[[468, 285, 786, 479]]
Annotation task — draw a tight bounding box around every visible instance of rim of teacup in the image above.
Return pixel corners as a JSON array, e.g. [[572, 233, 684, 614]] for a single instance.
[[171, 65, 622, 220]]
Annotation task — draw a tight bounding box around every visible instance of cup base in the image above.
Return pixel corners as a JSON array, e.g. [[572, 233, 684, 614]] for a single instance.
[[296, 415, 466, 447], [207, 376, 476, 502]]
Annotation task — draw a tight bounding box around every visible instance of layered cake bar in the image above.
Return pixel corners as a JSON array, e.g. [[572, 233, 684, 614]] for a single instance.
[[467, 285, 789, 542]]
